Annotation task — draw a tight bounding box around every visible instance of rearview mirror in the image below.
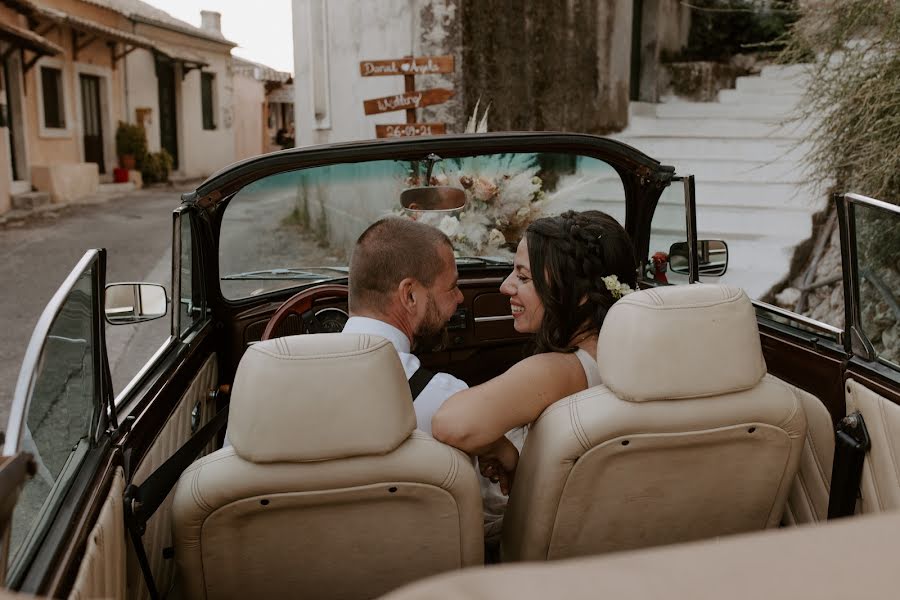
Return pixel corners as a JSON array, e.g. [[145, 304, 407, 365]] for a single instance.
[[400, 186, 467, 213], [105, 283, 168, 325], [668, 240, 729, 277]]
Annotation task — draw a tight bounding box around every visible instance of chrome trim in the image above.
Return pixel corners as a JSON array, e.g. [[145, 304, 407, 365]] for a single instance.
[[113, 336, 176, 408], [844, 192, 900, 215], [474, 315, 514, 323], [753, 300, 844, 343], [4, 251, 99, 455]]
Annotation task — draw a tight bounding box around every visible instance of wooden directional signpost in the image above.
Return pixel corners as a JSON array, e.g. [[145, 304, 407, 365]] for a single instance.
[[360, 55, 454, 138]]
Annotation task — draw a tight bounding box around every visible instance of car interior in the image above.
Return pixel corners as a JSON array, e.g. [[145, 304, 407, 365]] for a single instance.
[[2, 137, 898, 600]]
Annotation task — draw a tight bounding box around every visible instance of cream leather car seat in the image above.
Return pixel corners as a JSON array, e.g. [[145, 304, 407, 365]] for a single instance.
[[501, 284, 807, 562], [171, 334, 483, 600]]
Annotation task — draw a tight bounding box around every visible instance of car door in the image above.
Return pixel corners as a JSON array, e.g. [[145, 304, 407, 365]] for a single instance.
[[836, 193, 900, 515], [2, 249, 121, 595]]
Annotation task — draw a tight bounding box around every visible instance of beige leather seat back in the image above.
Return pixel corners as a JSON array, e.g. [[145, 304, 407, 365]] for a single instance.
[[172, 334, 483, 600], [502, 284, 807, 562]]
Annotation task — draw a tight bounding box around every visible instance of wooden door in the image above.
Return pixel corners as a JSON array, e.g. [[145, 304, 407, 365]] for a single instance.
[[157, 59, 179, 170], [79, 74, 104, 174]]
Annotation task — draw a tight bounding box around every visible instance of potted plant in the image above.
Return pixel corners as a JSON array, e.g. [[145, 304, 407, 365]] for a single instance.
[[115, 121, 147, 171]]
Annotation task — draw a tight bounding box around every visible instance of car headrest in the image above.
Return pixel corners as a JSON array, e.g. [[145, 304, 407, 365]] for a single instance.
[[227, 333, 416, 463], [597, 284, 766, 402]]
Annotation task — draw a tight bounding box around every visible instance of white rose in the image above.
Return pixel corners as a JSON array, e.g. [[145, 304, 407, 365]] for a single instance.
[[438, 215, 460, 238], [487, 228, 506, 247]]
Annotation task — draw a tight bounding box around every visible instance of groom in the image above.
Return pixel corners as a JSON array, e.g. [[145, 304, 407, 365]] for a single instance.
[[342, 217, 467, 434]]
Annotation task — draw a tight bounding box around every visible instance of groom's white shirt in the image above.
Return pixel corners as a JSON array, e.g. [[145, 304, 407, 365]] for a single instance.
[[341, 316, 468, 434]]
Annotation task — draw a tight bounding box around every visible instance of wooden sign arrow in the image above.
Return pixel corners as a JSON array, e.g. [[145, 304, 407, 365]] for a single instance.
[[360, 55, 454, 77], [376, 123, 447, 138], [363, 88, 454, 116]]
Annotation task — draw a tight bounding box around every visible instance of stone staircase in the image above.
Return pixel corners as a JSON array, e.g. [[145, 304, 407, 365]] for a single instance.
[[611, 63, 824, 299], [10, 191, 50, 211]]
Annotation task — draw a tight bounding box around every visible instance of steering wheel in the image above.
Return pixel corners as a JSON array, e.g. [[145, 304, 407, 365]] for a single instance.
[[261, 283, 349, 341]]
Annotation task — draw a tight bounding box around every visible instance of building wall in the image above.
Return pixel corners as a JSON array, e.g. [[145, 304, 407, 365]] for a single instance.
[[291, 0, 656, 144], [232, 73, 265, 162], [129, 22, 235, 179], [462, 0, 643, 134], [24, 22, 127, 179], [292, 0, 461, 146], [124, 49, 160, 151]]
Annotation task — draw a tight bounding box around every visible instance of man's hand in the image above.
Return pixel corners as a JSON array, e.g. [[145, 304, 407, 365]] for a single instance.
[[477, 436, 519, 495]]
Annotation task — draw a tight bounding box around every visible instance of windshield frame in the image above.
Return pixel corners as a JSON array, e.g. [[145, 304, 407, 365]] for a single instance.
[[190, 132, 675, 310]]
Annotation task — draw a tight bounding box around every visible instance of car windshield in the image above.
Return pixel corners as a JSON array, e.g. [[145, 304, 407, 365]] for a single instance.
[[218, 151, 628, 300]]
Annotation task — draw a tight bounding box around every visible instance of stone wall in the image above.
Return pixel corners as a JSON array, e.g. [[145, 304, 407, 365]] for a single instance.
[[460, 0, 631, 133]]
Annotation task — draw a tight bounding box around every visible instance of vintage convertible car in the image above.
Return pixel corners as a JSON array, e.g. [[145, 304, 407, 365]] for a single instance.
[[0, 133, 897, 599]]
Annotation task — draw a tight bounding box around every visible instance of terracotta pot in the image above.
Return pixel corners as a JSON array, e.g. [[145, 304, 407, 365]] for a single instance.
[[119, 154, 136, 170]]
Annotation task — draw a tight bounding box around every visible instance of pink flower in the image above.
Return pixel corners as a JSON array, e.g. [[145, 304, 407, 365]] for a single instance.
[[472, 176, 498, 202]]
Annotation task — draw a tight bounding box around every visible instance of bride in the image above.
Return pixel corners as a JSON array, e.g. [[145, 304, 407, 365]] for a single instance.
[[431, 209, 638, 539]]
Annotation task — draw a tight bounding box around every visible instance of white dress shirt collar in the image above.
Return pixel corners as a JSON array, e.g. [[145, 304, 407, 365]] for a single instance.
[[342, 316, 411, 354]]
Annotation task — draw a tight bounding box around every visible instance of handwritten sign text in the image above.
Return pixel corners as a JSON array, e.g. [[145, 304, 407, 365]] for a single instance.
[[363, 88, 454, 115], [360, 56, 454, 77], [376, 123, 447, 138]]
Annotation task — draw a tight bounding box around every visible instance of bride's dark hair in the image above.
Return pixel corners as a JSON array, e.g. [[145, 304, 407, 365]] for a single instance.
[[525, 210, 637, 354]]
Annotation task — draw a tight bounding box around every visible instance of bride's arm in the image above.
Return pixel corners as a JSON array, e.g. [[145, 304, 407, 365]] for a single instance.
[[431, 351, 587, 453]]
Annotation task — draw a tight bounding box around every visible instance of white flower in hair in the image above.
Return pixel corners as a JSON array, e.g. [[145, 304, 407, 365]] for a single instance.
[[601, 275, 633, 300]]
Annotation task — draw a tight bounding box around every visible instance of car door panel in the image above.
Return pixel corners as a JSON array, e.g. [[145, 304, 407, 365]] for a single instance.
[[845, 378, 900, 514], [783, 387, 834, 525], [125, 352, 219, 600], [68, 467, 126, 600], [0, 453, 34, 585]]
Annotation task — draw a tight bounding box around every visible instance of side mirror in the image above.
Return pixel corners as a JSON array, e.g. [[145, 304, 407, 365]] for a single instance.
[[668, 240, 729, 277], [105, 283, 168, 325]]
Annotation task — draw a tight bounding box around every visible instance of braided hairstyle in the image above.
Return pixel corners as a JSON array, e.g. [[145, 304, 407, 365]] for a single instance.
[[525, 210, 637, 354]]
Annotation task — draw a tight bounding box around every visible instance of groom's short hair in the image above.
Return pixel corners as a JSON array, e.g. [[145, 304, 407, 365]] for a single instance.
[[349, 217, 453, 313]]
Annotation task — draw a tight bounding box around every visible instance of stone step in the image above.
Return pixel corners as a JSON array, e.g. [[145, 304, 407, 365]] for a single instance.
[[648, 101, 797, 120], [717, 88, 804, 105], [625, 116, 810, 139], [662, 158, 809, 184], [550, 177, 825, 211], [760, 63, 812, 81], [694, 180, 826, 210], [652, 203, 814, 239], [11, 191, 51, 211], [736, 75, 808, 94], [614, 136, 812, 162], [10, 180, 30, 195]]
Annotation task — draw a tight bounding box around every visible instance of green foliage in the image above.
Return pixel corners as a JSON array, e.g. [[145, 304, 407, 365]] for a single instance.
[[114, 121, 147, 158], [674, 0, 799, 62], [780, 0, 900, 267], [141, 150, 173, 184]]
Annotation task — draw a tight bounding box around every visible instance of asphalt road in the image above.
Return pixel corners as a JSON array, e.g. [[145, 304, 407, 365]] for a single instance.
[[0, 186, 189, 430]]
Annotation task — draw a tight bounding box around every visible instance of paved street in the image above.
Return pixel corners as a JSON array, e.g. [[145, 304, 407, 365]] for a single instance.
[[0, 186, 189, 428]]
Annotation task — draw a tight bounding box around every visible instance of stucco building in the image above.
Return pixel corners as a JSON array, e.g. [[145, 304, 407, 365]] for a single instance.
[[290, 0, 690, 146], [0, 0, 250, 214], [233, 56, 293, 161]]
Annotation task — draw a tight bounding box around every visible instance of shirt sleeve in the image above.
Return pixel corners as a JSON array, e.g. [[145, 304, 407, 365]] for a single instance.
[[413, 372, 468, 436]]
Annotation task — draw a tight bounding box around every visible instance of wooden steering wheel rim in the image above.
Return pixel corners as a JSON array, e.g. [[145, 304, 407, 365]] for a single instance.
[[260, 283, 349, 341]]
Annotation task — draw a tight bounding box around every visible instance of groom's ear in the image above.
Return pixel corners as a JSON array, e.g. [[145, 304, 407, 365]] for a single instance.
[[398, 277, 418, 312]]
